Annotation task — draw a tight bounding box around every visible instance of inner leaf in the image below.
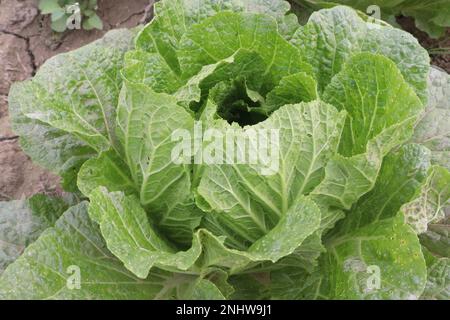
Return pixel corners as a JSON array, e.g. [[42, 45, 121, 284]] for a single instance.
[[210, 78, 268, 127]]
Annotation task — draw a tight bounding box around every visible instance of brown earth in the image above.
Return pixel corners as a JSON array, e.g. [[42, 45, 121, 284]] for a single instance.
[[0, 1, 448, 201], [0, 0, 153, 200]]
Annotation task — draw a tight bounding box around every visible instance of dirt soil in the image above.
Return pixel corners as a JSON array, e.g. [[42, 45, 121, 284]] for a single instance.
[[0, 1, 448, 201], [0, 0, 153, 200]]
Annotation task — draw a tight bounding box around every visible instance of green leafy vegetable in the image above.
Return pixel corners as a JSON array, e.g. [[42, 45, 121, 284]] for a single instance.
[[413, 67, 450, 170], [2, 1, 449, 300], [0, 203, 223, 299], [0, 195, 69, 274]]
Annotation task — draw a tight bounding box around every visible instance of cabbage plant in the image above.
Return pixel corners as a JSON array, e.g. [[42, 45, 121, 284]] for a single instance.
[[1, 0, 449, 300]]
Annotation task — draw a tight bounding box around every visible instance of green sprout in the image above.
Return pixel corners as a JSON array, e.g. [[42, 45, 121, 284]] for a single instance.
[[38, 0, 103, 32]]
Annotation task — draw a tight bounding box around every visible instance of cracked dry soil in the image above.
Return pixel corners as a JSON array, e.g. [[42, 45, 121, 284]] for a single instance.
[[0, 0, 152, 200]]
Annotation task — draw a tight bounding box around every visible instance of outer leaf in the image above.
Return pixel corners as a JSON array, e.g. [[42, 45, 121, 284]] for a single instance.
[[323, 53, 423, 156], [319, 215, 426, 299], [198, 196, 321, 273], [189, 279, 226, 300], [315, 144, 431, 299], [269, 144, 431, 299], [0, 202, 216, 300], [8, 29, 136, 190], [122, 50, 183, 94], [329, 144, 432, 236], [311, 53, 423, 209], [252, 231, 325, 283], [311, 119, 417, 210], [0, 195, 68, 273], [116, 81, 202, 245], [0, 202, 155, 299], [270, 268, 322, 299], [9, 29, 136, 153], [89, 186, 321, 277], [77, 150, 136, 197], [9, 84, 95, 192], [88, 187, 202, 279], [116, 81, 192, 205], [291, 5, 429, 102], [413, 67, 450, 170], [402, 166, 450, 234], [228, 274, 269, 300], [246, 196, 321, 262]]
